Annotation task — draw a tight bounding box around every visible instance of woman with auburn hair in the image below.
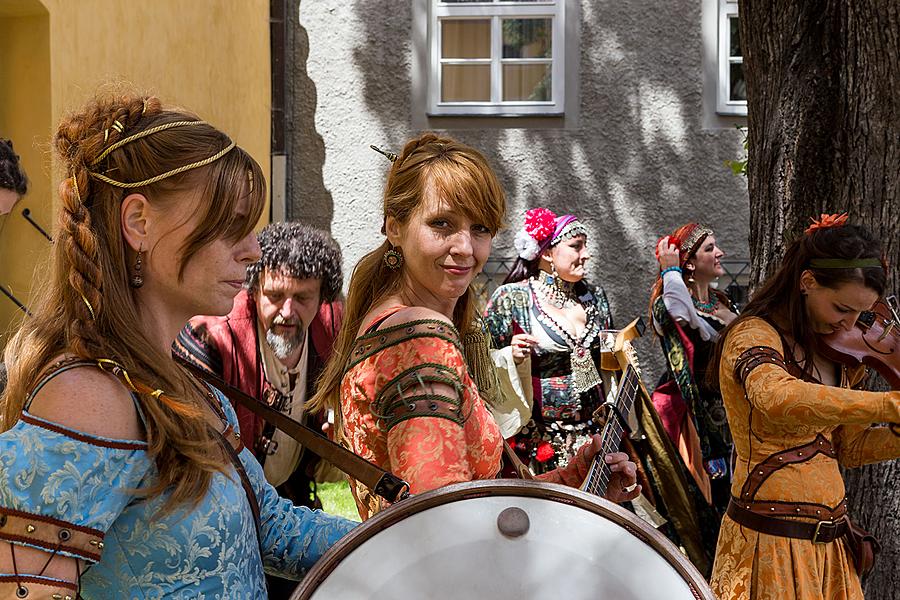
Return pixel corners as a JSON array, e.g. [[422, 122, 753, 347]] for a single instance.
[[646, 223, 737, 572], [310, 133, 639, 521], [709, 216, 900, 600], [0, 93, 354, 598]]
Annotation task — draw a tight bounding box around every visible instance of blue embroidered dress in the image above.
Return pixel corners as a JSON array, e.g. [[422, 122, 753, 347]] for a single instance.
[[0, 386, 355, 599]]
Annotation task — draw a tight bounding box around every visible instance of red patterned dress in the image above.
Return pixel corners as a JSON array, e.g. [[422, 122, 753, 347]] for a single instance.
[[341, 307, 504, 519]]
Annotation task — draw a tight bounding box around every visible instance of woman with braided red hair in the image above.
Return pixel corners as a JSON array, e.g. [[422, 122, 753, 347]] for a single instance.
[[0, 92, 354, 598], [646, 223, 738, 572], [709, 216, 900, 600]]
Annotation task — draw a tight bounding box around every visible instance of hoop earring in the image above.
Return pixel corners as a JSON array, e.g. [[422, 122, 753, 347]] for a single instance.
[[131, 243, 144, 288], [383, 246, 404, 270]]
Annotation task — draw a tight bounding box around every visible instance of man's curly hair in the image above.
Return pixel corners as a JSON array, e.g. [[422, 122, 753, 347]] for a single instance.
[[0, 139, 28, 196], [245, 222, 343, 302]]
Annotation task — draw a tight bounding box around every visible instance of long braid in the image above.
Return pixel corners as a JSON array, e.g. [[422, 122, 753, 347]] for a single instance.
[[54, 96, 161, 357]]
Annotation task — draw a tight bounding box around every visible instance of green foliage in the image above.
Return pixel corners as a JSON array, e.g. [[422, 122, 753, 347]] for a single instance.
[[724, 125, 748, 177], [318, 480, 362, 522]]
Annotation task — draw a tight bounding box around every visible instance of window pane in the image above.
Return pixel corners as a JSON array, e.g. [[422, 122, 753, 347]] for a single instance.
[[442, 64, 491, 102], [503, 18, 552, 58], [729, 16, 741, 57], [729, 63, 746, 101], [502, 63, 551, 101], [442, 20, 491, 59]]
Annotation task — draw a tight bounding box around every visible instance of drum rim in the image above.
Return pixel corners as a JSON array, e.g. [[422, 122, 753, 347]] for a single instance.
[[294, 479, 714, 600]]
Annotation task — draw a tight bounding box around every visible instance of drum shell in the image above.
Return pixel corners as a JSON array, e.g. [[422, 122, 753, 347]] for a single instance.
[[293, 479, 715, 600]]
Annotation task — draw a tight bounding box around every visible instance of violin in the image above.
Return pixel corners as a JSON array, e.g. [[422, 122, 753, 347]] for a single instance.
[[821, 295, 900, 389]]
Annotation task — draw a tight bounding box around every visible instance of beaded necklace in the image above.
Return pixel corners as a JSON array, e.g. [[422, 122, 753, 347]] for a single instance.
[[529, 278, 604, 395], [533, 272, 577, 309], [692, 294, 718, 315]]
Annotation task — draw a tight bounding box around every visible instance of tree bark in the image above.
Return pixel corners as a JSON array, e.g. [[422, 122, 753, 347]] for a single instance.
[[740, 1, 900, 597]]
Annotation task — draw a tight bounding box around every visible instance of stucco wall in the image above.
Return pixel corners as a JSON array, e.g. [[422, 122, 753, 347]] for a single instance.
[[0, 0, 271, 347], [291, 0, 749, 376]]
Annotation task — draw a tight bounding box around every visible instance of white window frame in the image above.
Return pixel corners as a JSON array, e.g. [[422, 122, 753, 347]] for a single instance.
[[717, 0, 747, 116], [429, 1, 565, 116]]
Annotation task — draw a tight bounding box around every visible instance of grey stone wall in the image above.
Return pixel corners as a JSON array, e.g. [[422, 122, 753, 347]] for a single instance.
[[289, 0, 749, 379]]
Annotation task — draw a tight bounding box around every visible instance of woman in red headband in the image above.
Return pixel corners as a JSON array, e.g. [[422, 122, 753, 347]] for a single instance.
[[484, 208, 615, 474], [646, 223, 738, 572], [709, 215, 899, 600]]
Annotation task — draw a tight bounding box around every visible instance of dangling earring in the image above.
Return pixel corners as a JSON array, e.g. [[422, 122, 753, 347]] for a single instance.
[[685, 264, 695, 285], [131, 243, 144, 288], [383, 246, 404, 270]]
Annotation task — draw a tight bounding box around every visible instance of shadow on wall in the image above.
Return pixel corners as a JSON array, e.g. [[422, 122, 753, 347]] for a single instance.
[[346, 0, 748, 293], [290, 0, 334, 229], [345, 1, 748, 381]]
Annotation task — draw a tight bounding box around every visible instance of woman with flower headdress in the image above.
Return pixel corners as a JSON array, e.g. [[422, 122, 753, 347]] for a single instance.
[[708, 215, 900, 600], [0, 92, 355, 598], [483, 208, 615, 474], [646, 224, 738, 568], [309, 136, 640, 521]]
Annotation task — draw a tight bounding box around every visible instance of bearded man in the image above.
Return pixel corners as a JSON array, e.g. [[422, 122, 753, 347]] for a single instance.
[[174, 222, 343, 510]]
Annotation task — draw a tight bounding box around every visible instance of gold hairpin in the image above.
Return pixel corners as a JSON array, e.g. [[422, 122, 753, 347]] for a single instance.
[[141, 98, 149, 116], [111, 120, 125, 134], [370, 144, 398, 163], [79, 292, 96, 320], [91, 120, 209, 166], [71, 175, 82, 205]]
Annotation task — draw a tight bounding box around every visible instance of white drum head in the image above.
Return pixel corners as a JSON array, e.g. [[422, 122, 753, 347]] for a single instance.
[[293, 480, 713, 599]]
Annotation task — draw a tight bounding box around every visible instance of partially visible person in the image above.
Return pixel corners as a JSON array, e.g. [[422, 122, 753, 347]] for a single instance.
[[709, 215, 900, 600], [175, 221, 343, 600], [309, 133, 640, 522], [175, 221, 343, 508], [647, 223, 737, 570], [0, 138, 28, 215], [0, 92, 354, 599], [483, 207, 614, 473]]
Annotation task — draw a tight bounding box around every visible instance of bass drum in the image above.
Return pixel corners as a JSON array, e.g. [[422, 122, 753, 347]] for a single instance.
[[292, 480, 714, 599]]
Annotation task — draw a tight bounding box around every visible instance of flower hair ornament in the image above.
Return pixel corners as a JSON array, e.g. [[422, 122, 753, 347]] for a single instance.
[[514, 208, 588, 261], [805, 212, 849, 235], [514, 208, 557, 260]]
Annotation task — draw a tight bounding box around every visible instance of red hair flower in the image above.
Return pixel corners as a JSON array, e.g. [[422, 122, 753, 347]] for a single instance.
[[523, 208, 557, 242], [535, 441, 555, 463], [805, 212, 849, 235]]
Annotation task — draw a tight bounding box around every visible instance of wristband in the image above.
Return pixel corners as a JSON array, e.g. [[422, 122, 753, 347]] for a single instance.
[[660, 266, 682, 277]]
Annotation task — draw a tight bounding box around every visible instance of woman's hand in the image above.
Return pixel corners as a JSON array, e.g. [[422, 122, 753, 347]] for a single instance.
[[510, 333, 538, 364], [656, 237, 680, 271]]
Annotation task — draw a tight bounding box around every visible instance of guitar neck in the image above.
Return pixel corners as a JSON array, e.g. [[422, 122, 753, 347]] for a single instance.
[[581, 364, 639, 497]]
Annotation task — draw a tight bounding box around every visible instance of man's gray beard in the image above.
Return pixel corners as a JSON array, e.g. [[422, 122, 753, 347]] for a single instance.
[[265, 326, 305, 360]]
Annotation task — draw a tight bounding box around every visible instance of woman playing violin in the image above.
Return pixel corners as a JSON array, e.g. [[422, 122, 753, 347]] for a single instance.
[[709, 215, 900, 600]]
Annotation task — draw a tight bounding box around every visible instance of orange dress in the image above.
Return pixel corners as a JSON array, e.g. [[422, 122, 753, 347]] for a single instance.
[[341, 309, 504, 520], [711, 317, 900, 600]]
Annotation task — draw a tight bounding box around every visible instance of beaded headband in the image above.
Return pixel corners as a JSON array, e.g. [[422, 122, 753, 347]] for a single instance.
[[679, 225, 713, 256], [551, 219, 588, 245]]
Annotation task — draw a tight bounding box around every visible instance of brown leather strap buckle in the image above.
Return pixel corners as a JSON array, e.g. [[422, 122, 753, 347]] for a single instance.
[[258, 436, 279, 455], [813, 517, 846, 544]]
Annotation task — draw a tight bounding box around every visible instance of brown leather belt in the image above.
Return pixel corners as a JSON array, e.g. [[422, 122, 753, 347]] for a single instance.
[[727, 499, 849, 544]]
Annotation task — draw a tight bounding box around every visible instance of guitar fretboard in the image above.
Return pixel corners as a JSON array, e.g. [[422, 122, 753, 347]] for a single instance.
[[581, 364, 639, 497]]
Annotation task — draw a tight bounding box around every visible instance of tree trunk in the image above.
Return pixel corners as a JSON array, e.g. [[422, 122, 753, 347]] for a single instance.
[[741, 1, 900, 597]]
